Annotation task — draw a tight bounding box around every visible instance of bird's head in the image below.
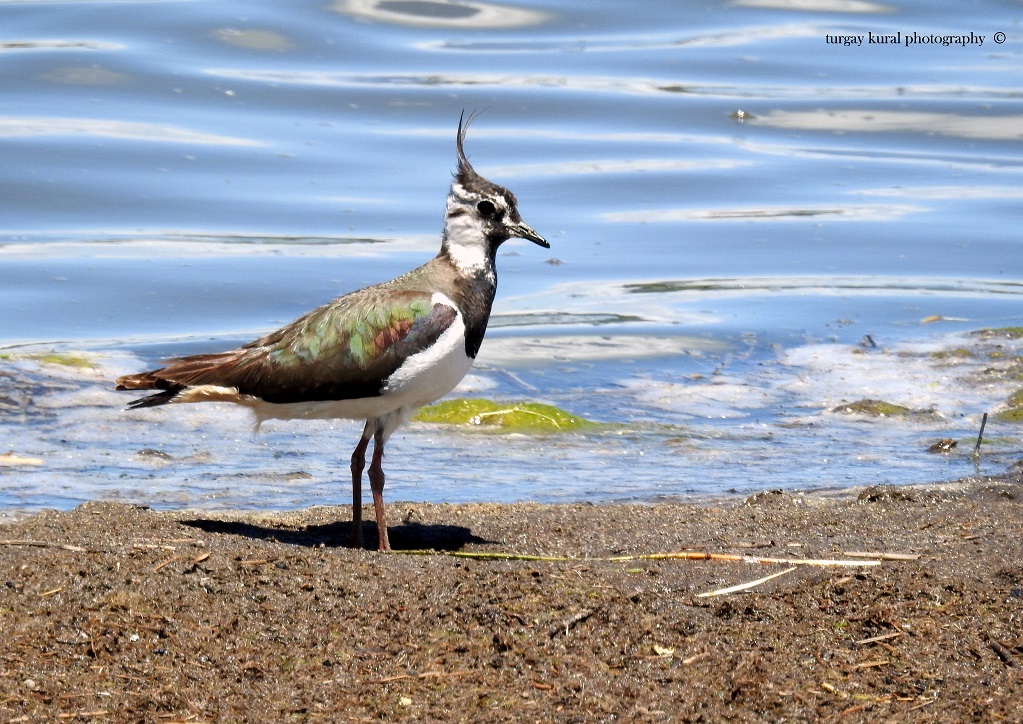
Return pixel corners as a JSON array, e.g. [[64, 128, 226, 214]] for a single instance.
[[441, 112, 548, 274]]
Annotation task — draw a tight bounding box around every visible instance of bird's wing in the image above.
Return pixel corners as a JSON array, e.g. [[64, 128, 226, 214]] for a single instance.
[[117, 290, 458, 405]]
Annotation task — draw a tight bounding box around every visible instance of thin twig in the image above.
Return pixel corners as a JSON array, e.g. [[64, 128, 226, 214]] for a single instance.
[[854, 632, 904, 646], [613, 551, 882, 566], [372, 670, 474, 684], [853, 659, 890, 669], [697, 566, 798, 598], [549, 608, 595, 638], [0, 539, 86, 552], [986, 633, 1015, 666], [973, 412, 988, 459], [842, 551, 921, 561], [57, 712, 110, 720], [392, 550, 573, 562], [152, 555, 182, 572], [473, 408, 561, 428], [390, 549, 884, 566]]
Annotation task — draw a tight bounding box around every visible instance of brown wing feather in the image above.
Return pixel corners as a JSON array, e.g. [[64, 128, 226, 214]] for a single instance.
[[116, 352, 244, 391], [116, 280, 459, 407]]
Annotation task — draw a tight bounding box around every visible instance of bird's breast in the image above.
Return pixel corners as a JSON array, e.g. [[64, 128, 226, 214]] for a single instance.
[[250, 306, 473, 423], [381, 308, 474, 407]]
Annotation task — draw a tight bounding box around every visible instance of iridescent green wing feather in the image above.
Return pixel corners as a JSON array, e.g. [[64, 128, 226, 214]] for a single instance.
[[266, 294, 436, 366], [243, 291, 457, 403], [136, 290, 459, 405]]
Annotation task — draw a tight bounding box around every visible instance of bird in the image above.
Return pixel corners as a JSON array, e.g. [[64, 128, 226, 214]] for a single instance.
[[116, 112, 548, 551]]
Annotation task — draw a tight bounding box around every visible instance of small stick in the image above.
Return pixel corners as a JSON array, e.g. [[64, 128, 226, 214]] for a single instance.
[[549, 608, 595, 638], [0, 539, 86, 552], [392, 549, 883, 566], [392, 550, 574, 562], [972, 412, 988, 459], [987, 634, 1015, 665], [697, 566, 797, 597], [842, 551, 921, 561], [57, 712, 110, 721], [854, 659, 890, 669], [622, 552, 882, 567], [152, 555, 182, 572], [854, 632, 903, 646], [473, 407, 561, 428], [372, 670, 474, 684], [838, 703, 869, 717]]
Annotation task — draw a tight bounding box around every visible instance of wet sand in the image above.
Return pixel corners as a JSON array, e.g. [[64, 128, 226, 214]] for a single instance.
[[1, 469, 1021, 722]]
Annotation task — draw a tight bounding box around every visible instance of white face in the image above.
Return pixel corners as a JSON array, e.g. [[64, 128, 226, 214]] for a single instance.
[[442, 182, 511, 277]]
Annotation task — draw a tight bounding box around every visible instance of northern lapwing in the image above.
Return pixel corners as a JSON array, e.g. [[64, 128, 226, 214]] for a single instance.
[[116, 113, 548, 550]]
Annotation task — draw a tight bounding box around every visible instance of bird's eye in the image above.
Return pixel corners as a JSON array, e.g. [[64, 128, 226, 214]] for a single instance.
[[476, 200, 497, 217]]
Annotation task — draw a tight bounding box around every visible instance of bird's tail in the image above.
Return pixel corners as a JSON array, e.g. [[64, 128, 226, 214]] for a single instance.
[[123, 389, 182, 409], [116, 370, 184, 409], [115, 351, 248, 409]]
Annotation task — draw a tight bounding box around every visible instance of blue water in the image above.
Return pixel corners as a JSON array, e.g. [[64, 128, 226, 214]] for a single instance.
[[2, 0, 1022, 515]]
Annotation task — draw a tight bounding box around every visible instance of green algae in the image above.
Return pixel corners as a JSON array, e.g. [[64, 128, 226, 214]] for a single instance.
[[413, 398, 598, 433], [831, 399, 913, 417], [994, 389, 1023, 423], [995, 408, 1023, 423], [930, 348, 974, 360], [0, 352, 95, 368], [972, 327, 1023, 340]]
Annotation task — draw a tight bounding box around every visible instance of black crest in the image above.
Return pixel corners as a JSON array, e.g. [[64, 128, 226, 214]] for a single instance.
[[455, 110, 509, 199]]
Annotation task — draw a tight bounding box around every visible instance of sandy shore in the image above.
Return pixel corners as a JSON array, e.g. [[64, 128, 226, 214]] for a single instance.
[[2, 470, 1021, 722]]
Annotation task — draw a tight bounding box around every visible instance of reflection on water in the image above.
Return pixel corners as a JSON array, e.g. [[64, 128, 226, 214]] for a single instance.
[[0, 116, 262, 145], [0, 41, 121, 51], [1, 322, 1020, 516], [733, 0, 894, 12], [602, 203, 922, 223], [477, 334, 730, 366], [212, 28, 294, 52], [487, 158, 756, 178], [622, 276, 1023, 297], [853, 185, 1023, 200], [333, 0, 550, 28], [40, 66, 132, 86], [752, 110, 1023, 141]]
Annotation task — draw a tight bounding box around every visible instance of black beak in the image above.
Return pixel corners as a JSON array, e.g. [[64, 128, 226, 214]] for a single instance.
[[507, 220, 549, 249]]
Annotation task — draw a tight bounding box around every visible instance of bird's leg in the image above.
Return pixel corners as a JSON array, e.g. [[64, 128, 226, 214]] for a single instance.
[[349, 434, 371, 549], [368, 428, 390, 551]]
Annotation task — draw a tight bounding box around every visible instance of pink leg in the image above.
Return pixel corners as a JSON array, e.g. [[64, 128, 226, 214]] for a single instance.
[[368, 429, 390, 551], [350, 435, 370, 548]]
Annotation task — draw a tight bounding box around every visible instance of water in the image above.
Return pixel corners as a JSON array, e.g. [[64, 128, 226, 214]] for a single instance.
[[2, 0, 1022, 515]]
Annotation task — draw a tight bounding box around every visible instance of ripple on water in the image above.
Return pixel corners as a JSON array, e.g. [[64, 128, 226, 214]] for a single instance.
[[1, 323, 1020, 514]]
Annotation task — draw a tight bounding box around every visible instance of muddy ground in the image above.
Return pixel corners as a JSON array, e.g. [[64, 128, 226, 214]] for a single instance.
[[2, 469, 1022, 722]]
